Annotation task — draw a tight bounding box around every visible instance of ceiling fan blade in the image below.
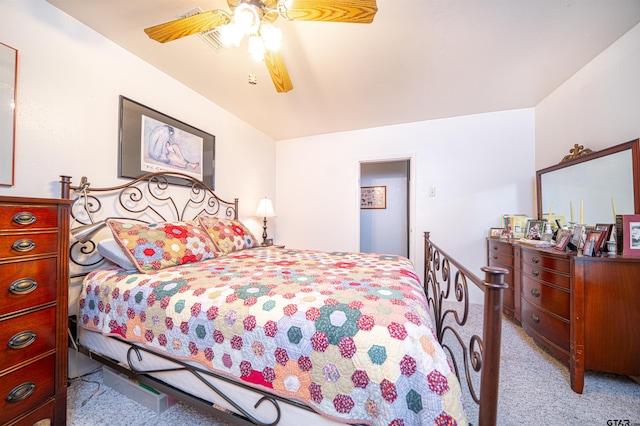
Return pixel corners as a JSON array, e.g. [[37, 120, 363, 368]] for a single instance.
[[280, 0, 378, 23], [264, 51, 293, 93], [144, 10, 231, 43]]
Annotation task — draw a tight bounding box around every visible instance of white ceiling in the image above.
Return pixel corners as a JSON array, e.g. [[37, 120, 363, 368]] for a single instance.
[[45, 0, 640, 141]]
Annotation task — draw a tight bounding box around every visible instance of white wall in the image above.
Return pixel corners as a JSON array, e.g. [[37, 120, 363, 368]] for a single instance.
[[536, 22, 640, 169], [276, 109, 535, 303], [0, 0, 275, 236]]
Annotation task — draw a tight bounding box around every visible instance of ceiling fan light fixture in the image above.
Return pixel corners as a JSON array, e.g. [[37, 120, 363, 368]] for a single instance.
[[144, 0, 378, 93], [248, 34, 266, 61], [233, 3, 262, 35], [219, 22, 243, 47], [260, 22, 282, 51]]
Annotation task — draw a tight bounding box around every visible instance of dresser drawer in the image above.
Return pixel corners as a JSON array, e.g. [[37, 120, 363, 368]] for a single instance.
[[0, 258, 57, 316], [5, 398, 54, 426], [488, 258, 513, 282], [0, 233, 58, 259], [0, 206, 58, 231], [521, 249, 570, 274], [488, 251, 513, 267], [0, 307, 56, 373], [521, 276, 570, 320], [521, 298, 569, 353], [488, 240, 512, 257], [0, 354, 55, 424], [521, 262, 570, 290]]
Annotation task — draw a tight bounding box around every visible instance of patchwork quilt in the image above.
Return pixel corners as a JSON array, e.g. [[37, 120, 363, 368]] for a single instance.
[[78, 247, 467, 425]]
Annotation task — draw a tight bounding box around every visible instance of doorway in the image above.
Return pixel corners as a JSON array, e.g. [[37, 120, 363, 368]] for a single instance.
[[359, 160, 410, 257]]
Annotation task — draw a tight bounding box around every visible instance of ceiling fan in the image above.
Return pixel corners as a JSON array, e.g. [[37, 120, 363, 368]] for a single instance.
[[144, 0, 378, 93]]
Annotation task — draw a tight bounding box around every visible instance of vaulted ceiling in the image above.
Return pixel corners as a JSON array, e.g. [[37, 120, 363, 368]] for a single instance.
[[45, 0, 640, 140]]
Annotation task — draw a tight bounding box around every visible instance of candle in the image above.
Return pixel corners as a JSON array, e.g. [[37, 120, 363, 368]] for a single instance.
[[548, 202, 553, 219], [612, 197, 617, 223], [580, 200, 584, 224], [570, 201, 574, 223]]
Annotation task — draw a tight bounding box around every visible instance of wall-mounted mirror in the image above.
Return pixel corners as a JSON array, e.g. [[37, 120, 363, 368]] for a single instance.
[[536, 139, 640, 225], [0, 42, 17, 187]]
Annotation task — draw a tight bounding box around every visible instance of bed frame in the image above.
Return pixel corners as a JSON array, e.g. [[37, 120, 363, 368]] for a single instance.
[[60, 173, 508, 425]]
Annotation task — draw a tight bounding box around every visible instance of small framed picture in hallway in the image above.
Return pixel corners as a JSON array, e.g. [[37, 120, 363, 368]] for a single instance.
[[361, 186, 386, 209]]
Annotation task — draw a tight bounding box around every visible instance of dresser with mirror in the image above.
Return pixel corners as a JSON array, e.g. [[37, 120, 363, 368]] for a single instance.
[[488, 138, 640, 393]]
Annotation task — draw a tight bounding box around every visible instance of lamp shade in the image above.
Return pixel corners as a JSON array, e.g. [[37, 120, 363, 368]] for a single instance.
[[255, 197, 276, 218], [70, 220, 107, 243]]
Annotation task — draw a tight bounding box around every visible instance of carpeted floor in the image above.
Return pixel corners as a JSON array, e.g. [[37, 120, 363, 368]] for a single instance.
[[66, 304, 640, 425]]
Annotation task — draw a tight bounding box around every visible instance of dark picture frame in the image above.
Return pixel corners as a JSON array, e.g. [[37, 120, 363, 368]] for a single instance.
[[594, 223, 613, 242], [118, 96, 215, 188], [525, 220, 545, 239], [583, 230, 605, 256], [554, 230, 571, 251], [489, 227, 505, 238], [622, 214, 640, 257], [360, 186, 386, 209], [570, 224, 585, 250]]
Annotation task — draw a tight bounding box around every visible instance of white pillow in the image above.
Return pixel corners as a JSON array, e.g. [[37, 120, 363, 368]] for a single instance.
[[97, 238, 137, 271]]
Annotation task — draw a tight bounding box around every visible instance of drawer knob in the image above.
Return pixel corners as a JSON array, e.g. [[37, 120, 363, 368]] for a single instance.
[[532, 269, 540, 277], [531, 288, 541, 297], [8, 330, 37, 349], [8, 278, 38, 295], [531, 314, 540, 323], [6, 382, 35, 403], [12, 212, 37, 225], [492, 246, 497, 250], [492, 255, 498, 260], [11, 239, 36, 252], [532, 256, 539, 264]]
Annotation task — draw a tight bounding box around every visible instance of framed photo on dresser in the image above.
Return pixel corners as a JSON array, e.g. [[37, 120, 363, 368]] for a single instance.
[[525, 220, 545, 239], [570, 224, 585, 250], [594, 223, 614, 243], [622, 214, 640, 257], [554, 230, 571, 251], [489, 227, 505, 238], [583, 230, 605, 256]]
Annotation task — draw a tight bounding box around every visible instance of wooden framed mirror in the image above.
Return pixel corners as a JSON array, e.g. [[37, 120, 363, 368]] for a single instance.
[[536, 139, 640, 224], [0, 42, 17, 186]]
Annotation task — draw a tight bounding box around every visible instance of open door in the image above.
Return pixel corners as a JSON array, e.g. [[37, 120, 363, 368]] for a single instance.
[[359, 160, 410, 257]]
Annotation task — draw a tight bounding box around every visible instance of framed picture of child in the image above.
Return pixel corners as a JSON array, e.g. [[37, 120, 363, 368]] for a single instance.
[[525, 220, 545, 240]]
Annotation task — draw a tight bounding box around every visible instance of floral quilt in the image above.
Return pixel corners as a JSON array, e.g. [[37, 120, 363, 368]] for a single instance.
[[78, 247, 467, 425]]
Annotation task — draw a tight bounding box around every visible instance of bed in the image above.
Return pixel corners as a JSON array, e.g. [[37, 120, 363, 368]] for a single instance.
[[60, 172, 507, 425]]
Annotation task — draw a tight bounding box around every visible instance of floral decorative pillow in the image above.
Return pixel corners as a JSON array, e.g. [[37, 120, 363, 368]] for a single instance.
[[198, 215, 258, 255], [106, 220, 217, 273]]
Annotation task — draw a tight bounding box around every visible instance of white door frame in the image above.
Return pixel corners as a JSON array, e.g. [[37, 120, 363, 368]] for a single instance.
[[356, 153, 416, 261]]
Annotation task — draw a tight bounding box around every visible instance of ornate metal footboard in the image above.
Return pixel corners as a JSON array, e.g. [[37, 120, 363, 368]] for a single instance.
[[424, 232, 508, 425]]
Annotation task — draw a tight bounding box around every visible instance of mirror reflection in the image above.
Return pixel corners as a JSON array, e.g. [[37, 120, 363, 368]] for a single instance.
[[0, 42, 17, 187], [537, 140, 639, 226]]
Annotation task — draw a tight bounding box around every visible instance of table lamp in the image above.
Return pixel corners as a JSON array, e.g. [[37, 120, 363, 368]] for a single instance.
[[255, 197, 276, 246]]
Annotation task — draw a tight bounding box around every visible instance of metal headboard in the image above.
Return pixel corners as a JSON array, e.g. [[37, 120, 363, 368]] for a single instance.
[[60, 172, 238, 270]]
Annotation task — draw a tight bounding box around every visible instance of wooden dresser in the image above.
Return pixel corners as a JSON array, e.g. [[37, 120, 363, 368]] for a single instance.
[[0, 197, 70, 425], [487, 239, 640, 393], [486, 238, 521, 322]]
